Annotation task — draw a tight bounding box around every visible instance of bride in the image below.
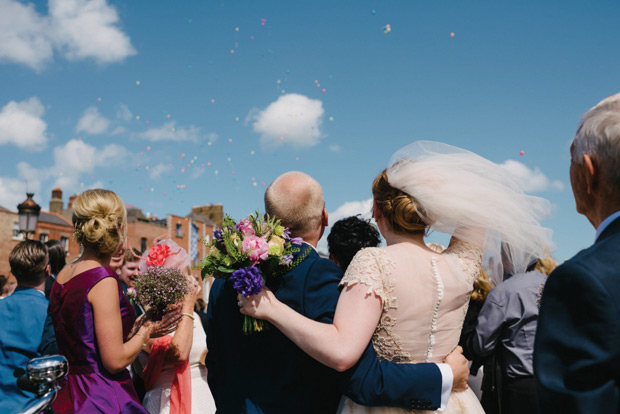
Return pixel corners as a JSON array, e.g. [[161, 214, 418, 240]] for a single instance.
[[239, 141, 553, 413]]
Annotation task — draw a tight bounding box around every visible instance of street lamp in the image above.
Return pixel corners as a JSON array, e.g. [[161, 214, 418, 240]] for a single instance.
[[17, 193, 41, 240]]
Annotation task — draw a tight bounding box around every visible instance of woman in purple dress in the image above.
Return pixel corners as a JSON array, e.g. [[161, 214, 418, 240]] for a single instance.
[[50, 189, 181, 413]]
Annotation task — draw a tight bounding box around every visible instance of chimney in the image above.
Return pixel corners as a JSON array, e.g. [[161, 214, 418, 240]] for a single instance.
[[49, 187, 63, 214], [68, 194, 77, 209]]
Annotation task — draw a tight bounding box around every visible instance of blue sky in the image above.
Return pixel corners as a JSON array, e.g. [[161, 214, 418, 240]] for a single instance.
[[1, 0, 619, 261]]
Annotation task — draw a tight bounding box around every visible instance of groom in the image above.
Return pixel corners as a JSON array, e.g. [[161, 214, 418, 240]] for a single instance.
[[206, 171, 468, 413]]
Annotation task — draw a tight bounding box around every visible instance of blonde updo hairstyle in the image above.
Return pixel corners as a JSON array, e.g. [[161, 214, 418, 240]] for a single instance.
[[372, 169, 427, 235], [73, 189, 127, 257]]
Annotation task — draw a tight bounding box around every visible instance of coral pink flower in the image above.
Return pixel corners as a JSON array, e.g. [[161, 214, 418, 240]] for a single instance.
[[146, 244, 171, 267], [241, 235, 269, 264]]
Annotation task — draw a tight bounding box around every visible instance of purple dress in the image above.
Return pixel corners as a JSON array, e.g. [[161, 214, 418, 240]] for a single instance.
[[50, 266, 148, 413]]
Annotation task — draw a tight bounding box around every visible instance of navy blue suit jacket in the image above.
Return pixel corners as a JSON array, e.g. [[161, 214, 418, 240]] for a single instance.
[[207, 245, 442, 413], [534, 216, 620, 413]]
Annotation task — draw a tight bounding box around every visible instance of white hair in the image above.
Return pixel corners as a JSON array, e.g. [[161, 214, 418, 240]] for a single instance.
[[572, 92, 620, 193]]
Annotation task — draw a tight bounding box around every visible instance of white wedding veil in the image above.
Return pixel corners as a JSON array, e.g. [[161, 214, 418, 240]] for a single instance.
[[386, 141, 554, 284]]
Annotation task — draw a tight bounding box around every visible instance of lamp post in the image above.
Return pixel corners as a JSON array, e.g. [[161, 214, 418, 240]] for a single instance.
[[17, 193, 41, 240]]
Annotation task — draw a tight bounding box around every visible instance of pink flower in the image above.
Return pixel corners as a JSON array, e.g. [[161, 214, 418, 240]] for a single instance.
[[237, 218, 255, 236], [146, 244, 171, 267], [241, 235, 269, 264]]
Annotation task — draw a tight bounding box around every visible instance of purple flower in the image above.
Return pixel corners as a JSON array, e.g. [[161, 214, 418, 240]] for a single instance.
[[282, 228, 291, 239], [290, 237, 303, 246], [231, 266, 264, 297], [214, 230, 223, 242], [279, 254, 293, 266]]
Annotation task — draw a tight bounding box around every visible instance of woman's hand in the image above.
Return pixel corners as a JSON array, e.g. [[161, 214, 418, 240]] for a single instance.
[[182, 276, 202, 314], [141, 304, 183, 338], [237, 288, 281, 321]]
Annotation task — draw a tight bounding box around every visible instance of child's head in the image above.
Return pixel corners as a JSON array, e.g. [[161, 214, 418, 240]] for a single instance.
[[9, 240, 49, 288]]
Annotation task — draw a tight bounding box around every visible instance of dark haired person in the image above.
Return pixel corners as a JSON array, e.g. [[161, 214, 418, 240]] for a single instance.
[[0, 240, 51, 412], [44, 239, 66, 299], [328, 215, 381, 272]]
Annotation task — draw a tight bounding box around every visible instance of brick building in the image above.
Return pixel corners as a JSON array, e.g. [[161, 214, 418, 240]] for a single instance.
[[1, 189, 218, 297]]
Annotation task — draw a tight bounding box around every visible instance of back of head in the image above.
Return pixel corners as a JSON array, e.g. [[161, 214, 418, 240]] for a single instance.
[[9, 240, 49, 287], [0, 274, 7, 294], [45, 239, 66, 276], [573, 92, 620, 197], [328, 215, 381, 272], [372, 169, 427, 235], [535, 256, 558, 276], [264, 171, 324, 237], [72, 189, 127, 257]]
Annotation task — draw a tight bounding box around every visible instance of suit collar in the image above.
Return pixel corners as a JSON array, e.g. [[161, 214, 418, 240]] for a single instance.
[[596, 215, 620, 243]]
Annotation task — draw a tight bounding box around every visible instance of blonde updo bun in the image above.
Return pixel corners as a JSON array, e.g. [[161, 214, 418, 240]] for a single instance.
[[372, 169, 426, 235], [72, 189, 127, 257]]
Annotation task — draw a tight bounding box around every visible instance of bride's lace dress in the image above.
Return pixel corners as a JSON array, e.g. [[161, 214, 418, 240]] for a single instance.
[[338, 240, 485, 414]]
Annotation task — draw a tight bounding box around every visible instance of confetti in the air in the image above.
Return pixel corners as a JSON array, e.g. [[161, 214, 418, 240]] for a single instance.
[[261, 18, 267, 26], [450, 32, 455, 38], [383, 24, 391, 34], [520, 150, 525, 156]]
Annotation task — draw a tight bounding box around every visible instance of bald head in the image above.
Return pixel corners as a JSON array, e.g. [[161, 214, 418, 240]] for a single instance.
[[265, 171, 325, 238]]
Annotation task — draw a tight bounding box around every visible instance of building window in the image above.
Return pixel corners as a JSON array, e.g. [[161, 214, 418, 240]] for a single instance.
[[175, 223, 184, 238], [140, 237, 147, 252], [12, 222, 24, 241], [60, 236, 69, 254], [39, 233, 48, 243]]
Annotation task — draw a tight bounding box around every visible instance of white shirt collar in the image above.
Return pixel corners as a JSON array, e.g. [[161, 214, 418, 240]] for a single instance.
[[595, 210, 620, 241], [303, 241, 317, 252]]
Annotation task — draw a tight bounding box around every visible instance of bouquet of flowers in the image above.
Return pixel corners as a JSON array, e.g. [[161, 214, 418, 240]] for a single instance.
[[200, 210, 306, 333], [134, 267, 191, 320]]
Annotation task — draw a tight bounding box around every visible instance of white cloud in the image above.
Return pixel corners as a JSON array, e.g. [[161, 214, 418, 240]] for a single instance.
[[0, 0, 135, 71], [149, 163, 170, 180], [250, 94, 324, 148], [0, 97, 48, 150], [50, 139, 128, 189], [109, 125, 126, 135], [329, 198, 374, 223], [116, 103, 132, 121], [0, 0, 53, 71], [138, 121, 202, 142], [0, 174, 42, 211], [500, 160, 563, 193], [75, 106, 110, 134]]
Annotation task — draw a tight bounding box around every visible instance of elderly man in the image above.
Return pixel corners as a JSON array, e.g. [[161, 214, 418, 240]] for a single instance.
[[534, 93, 620, 413], [206, 171, 468, 413]]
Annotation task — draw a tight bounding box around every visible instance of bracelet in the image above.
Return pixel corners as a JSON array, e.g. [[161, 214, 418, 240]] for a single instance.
[[137, 330, 149, 347], [181, 312, 195, 320]]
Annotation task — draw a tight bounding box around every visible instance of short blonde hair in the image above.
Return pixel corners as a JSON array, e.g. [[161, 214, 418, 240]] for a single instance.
[[264, 171, 324, 237], [471, 268, 493, 302], [73, 189, 127, 257], [535, 256, 558, 275]]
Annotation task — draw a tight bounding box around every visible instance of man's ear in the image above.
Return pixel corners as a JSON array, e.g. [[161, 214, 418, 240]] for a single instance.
[[583, 154, 599, 195], [45, 263, 51, 277], [322, 208, 329, 227]]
